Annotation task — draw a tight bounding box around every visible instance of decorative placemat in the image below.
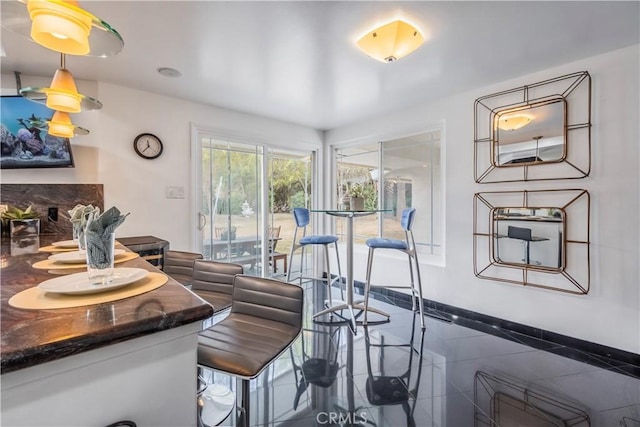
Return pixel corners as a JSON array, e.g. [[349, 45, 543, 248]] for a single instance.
[[39, 245, 77, 253], [39, 241, 124, 253], [32, 252, 139, 270], [8, 272, 168, 310]]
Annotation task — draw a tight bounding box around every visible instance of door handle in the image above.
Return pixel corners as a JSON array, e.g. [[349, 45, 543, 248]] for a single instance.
[[198, 212, 206, 230]]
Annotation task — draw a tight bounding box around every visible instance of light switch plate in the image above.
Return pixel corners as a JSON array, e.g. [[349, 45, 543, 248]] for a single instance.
[[166, 186, 185, 199]]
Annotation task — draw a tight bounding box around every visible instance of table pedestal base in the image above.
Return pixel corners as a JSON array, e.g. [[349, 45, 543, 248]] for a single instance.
[[313, 300, 390, 333]]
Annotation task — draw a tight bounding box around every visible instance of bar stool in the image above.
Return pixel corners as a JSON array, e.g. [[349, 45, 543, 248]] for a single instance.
[[162, 250, 203, 286], [191, 260, 243, 312], [363, 208, 425, 329], [286, 208, 343, 306], [507, 225, 548, 265], [192, 260, 243, 426], [198, 275, 303, 426], [290, 324, 342, 410], [363, 312, 426, 426]]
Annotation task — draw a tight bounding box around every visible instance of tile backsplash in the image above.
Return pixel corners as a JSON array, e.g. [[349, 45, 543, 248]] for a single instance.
[[1, 184, 104, 235]]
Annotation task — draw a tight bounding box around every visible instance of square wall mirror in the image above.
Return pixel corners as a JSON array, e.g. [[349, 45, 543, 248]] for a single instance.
[[475, 71, 590, 183], [474, 189, 590, 295], [492, 207, 564, 271], [494, 98, 566, 167]]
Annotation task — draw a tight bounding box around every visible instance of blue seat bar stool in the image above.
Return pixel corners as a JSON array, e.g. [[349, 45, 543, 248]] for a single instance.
[[363, 208, 425, 329], [286, 207, 344, 311]]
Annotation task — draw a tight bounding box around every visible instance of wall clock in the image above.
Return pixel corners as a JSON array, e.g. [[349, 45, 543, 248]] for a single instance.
[[133, 133, 163, 160]]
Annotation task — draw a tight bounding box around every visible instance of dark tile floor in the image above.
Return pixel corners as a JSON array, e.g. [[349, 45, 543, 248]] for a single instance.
[[199, 280, 640, 427]]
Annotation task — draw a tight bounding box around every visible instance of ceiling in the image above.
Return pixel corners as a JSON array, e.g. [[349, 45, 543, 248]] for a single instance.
[[1, 1, 639, 131]]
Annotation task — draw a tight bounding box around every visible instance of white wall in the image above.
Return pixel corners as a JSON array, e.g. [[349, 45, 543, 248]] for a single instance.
[[95, 83, 322, 250], [1, 78, 323, 251], [325, 45, 640, 353]]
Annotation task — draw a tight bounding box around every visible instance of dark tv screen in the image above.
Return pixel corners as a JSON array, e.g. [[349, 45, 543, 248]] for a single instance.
[[1, 95, 75, 169]]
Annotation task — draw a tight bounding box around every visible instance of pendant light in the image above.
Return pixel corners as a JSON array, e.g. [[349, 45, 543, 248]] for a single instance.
[[20, 53, 102, 112], [46, 111, 89, 138], [1, 0, 124, 57], [28, 0, 92, 55], [3, 0, 121, 139]]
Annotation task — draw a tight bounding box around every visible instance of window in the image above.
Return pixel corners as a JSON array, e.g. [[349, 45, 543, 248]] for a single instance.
[[335, 129, 443, 258]]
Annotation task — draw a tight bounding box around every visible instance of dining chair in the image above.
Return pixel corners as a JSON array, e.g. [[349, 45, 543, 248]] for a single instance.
[[363, 207, 425, 329], [286, 207, 343, 307]]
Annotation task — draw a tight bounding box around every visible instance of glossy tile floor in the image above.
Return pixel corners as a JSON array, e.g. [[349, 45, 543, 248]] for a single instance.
[[198, 280, 640, 427]]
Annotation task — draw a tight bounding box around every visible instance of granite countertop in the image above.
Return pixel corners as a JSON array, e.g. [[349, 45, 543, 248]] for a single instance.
[[0, 235, 213, 374]]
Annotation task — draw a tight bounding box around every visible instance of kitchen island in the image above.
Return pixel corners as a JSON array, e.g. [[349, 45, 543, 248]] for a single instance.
[[1, 235, 213, 427]]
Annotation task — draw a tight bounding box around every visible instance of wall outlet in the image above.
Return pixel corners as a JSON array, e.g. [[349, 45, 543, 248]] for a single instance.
[[166, 186, 185, 199], [48, 207, 58, 222]]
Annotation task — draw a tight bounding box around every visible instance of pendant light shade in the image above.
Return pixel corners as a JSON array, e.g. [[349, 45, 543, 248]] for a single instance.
[[27, 0, 91, 55], [46, 110, 89, 137], [1, 0, 124, 57], [20, 53, 102, 112], [47, 110, 74, 138], [356, 19, 424, 63], [45, 67, 81, 112]]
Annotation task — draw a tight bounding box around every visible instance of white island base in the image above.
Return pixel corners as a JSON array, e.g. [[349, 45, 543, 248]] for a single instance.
[[1, 323, 201, 427]]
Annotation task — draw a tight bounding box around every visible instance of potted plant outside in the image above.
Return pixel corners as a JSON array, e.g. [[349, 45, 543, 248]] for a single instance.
[[1, 205, 40, 237], [349, 183, 365, 211]]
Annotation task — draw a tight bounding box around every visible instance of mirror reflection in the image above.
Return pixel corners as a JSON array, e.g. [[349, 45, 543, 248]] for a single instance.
[[493, 208, 563, 269], [494, 99, 566, 166]]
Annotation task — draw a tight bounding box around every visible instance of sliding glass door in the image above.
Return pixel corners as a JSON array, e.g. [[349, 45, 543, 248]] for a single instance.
[[266, 149, 313, 278], [193, 127, 315, 278], [197, 137, 263, 272]]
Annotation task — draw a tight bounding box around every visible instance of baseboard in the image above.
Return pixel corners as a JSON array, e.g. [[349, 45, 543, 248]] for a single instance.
[[346, 279, 640, 378]]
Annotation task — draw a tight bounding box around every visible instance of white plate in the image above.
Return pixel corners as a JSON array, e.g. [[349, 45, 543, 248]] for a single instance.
[[51, 240, 78, 248], [38, 268, 148, 295], [48, 249, 126, 264]]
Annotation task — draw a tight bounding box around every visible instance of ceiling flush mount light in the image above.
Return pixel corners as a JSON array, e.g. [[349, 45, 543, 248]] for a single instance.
[[20, 54, 102, 112], [356, 19, 424, 63], [1, 0, 124, 57], [497, 114, 533, 131], [45, 110, 89, 138]]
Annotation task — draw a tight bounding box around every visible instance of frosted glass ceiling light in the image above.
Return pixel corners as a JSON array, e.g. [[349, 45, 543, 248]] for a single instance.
[[356, 19, 424, 63], [20, 53, 102, 112], [497, 114, 533, 131], [1, 0, 124, 57], [46, 110, 89, 138]]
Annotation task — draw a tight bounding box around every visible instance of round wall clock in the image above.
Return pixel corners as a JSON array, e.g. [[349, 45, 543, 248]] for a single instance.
[[133, 133, 163, 159]]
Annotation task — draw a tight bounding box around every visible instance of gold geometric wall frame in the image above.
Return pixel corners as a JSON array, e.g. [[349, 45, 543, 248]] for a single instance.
[[473, 189, 590, 294], [474, 371, 591, 427], [474, 71, 591, 183]]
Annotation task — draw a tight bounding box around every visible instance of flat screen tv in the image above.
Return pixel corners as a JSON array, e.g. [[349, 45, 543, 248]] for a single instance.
[[0, 95, 75, 169]]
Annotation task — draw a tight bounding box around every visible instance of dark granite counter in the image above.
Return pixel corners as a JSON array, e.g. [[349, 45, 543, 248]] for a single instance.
[[0, 235, 213, 374]]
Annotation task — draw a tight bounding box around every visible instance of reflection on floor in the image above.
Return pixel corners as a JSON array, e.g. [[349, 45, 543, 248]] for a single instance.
[[198, 280, 640, 427]]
